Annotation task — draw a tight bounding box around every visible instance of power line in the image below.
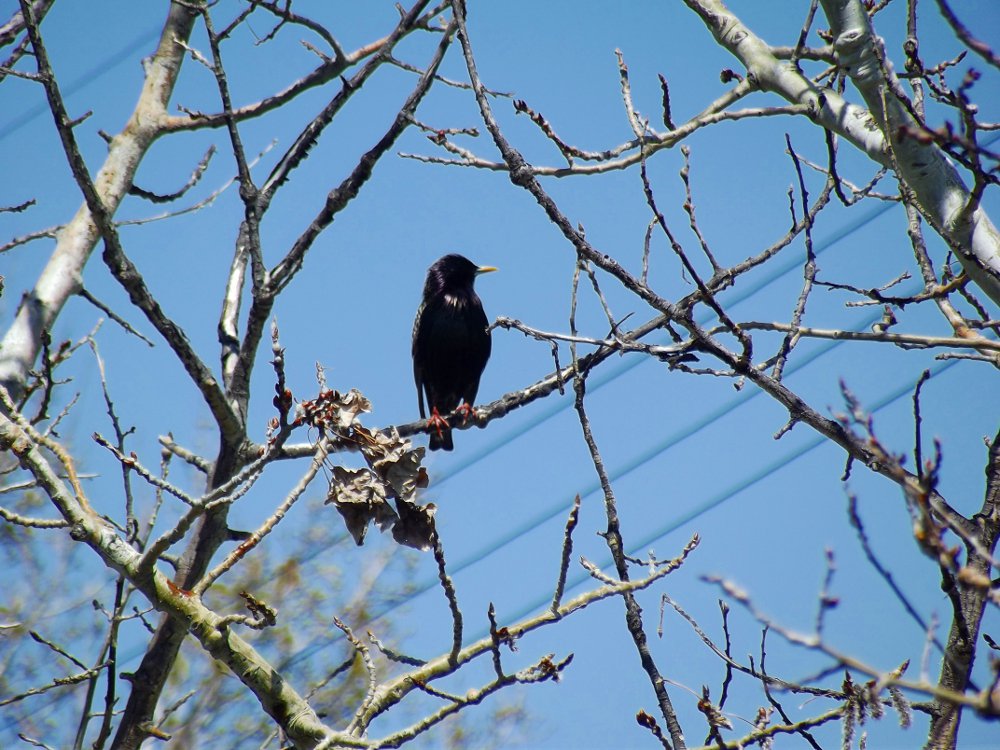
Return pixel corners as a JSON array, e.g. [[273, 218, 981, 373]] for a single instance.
[[279, 298, 893, 670], [483, 355, 961, 638], [432, 129, 1000, 493], [0, 24, 162, 139], [258, 188, 906, 674], [433, 199, 899, 492]]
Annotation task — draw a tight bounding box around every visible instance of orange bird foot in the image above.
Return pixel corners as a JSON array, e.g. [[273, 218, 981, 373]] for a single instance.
[[456, 402, 475, 424], [428, 407, 449, 438]]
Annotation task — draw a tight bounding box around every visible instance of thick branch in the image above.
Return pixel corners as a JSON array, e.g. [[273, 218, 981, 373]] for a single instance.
[[0, 1, 200, 398], [927, 427, 1000, 747], [0, 401, 346, 749], [682, 0, 1000, 304]]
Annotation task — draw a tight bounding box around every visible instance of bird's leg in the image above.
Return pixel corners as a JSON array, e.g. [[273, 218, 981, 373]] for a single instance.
[[428, 407, 449, 438], [456, 402, 475, 424]]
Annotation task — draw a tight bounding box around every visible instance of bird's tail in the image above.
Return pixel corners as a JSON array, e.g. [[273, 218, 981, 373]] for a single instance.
[[429, 425, 454, 451]]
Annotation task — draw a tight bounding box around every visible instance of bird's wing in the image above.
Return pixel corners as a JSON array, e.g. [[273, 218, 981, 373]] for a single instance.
[[414, 365, 426, 420], [462, 301, 492, 405]]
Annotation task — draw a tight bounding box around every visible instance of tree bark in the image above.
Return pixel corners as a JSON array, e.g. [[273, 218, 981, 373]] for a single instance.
[[0, 2, 200, 400], [927, 429, 1000, 749]]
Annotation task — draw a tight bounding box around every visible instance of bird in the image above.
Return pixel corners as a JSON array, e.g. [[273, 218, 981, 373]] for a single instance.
[[412, 254, 497, 451]]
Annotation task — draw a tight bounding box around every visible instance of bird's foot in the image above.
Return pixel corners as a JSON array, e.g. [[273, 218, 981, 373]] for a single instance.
[[428, 407, 449, 438], [456, 402, 476, 424]]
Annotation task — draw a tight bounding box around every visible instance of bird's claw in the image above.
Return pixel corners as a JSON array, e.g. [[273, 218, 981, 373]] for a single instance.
[[457, 402, 475, 424], [428, 407, 449, 438]]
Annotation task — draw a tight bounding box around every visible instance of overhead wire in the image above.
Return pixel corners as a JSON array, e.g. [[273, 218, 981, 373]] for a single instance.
[[251, 202, 901, 628], [278, 295, 896, 670], [0, 24, 162, 139], [431, 127, 999, 492], [432, 199, 899, 492], [475, 353, 963, 640]]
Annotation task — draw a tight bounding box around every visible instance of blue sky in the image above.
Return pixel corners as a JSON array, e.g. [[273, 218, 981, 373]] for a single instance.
[[2, 1, 999, 748]]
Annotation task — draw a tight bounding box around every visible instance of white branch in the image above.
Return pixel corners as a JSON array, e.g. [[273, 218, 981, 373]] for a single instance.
[[683, 0, 1000, 306], [0, 4, 197, 397]]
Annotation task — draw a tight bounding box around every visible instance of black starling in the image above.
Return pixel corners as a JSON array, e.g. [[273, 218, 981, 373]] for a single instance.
[[412, 254, 497, 451]]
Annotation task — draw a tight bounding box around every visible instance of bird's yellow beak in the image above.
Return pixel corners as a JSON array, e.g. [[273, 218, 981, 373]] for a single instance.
[[476, 265, 498, 275]]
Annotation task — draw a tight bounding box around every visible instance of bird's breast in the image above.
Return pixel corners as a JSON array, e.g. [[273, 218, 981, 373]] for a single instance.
[[443, 293, 467, 309]]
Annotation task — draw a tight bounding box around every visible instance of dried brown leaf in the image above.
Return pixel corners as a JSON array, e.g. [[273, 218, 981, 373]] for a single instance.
[[392, 498, 437, 551]]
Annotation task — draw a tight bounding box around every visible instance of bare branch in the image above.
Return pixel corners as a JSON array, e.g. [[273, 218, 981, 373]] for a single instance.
[[551, 494, 581, 614], [0, 1, 200, 399]]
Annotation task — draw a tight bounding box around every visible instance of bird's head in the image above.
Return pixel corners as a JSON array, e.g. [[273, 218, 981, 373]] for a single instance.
[[427, 254, 497, 293]]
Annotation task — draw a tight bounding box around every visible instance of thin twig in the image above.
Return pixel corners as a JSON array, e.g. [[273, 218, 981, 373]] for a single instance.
[[430, 523, 463, 666], [551, 494, 581, 613]]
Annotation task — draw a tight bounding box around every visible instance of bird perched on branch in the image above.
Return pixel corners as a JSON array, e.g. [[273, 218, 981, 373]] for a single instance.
[[412, 254, 497, 451]]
